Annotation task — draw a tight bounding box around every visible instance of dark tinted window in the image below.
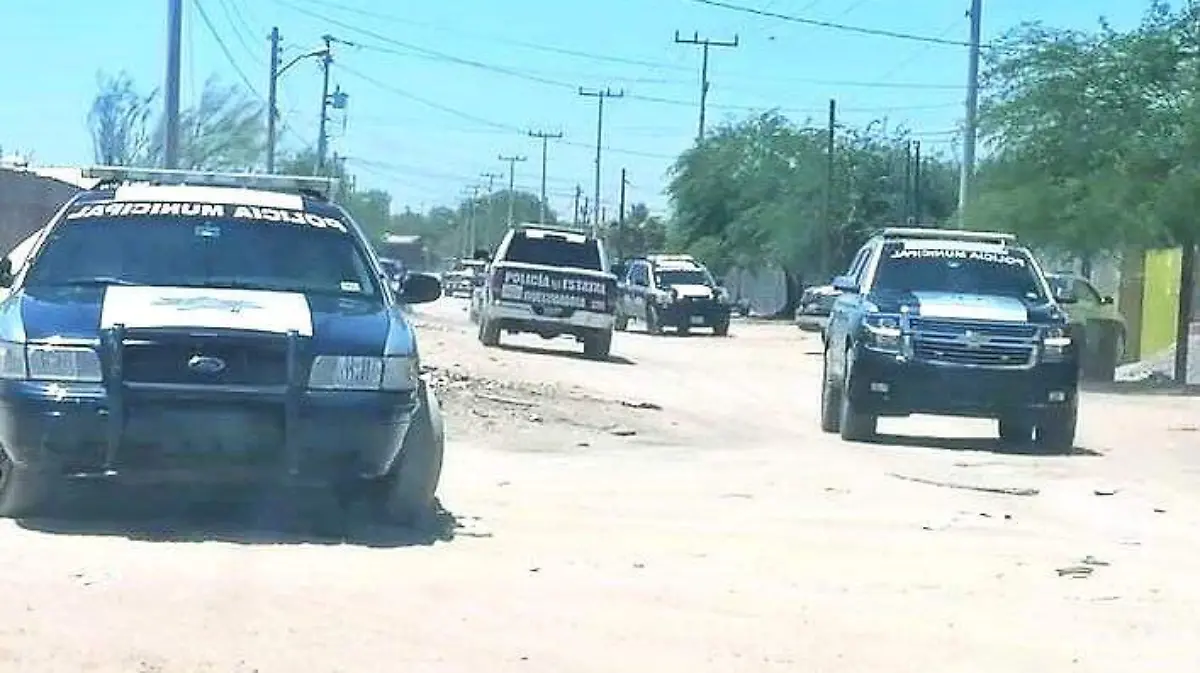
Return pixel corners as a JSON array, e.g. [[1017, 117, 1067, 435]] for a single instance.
[[655, 269, 712, 287], [503, 232, 602, 270], [26, 215, 379, 297], [871, 242, 1045, 300]]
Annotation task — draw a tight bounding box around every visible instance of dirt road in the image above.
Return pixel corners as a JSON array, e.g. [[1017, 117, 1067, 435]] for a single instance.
[[1, 296, 1199, 672]]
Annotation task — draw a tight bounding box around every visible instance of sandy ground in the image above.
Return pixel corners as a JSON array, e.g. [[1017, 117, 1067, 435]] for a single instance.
[[1, 296, 1199, 672]]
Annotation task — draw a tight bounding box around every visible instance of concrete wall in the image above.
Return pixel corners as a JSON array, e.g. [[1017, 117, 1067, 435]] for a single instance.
[[0, 168, 80, 254]]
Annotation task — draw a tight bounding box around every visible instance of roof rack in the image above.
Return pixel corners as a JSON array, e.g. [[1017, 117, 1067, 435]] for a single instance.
[[879, 227, 1016, 246], [514, 222, 594, 236], [79, 166, 340, 200]]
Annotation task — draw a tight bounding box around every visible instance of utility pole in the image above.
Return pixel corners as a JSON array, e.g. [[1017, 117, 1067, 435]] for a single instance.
[[578, 87, 624, 234], [479, 171, 501, 242], [617, 169, 628, 259], [461, 185, 481, 256], [673, 31, 739, 143], [498, 154, 527, 227], [572, 184, 582, 227], [957, 0, 983, 227], [528, 129, 563, 224], [823, 99, 836, 275], [316, 34, 335, 174], [903, 140, 913, 223], [913, 140, 923, 224], [163, 0, 183, 169], [580, 197, 590, 227], [266, 27, 282, 173]]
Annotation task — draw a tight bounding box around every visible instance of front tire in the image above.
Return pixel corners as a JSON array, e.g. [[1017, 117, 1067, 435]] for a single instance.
[[0, 451, 55, 519], [819, 347, 841, 433], [1033, 401, 1078, 454], [372, 380, 445, 527], [646, 305, 663, 335], [478, 316, 501, 347], [838, 348, 876, 442], [583, 329, 613, 360], [713, 316, 730, 336]]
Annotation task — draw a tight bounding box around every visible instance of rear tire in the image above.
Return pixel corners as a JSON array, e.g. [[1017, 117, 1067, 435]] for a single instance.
[[713, 317, 730, 336], [478, 316, 501, 347], [614, 313, 629, 331], [583, 329, 613, 360], [372, 380, 445, 527]]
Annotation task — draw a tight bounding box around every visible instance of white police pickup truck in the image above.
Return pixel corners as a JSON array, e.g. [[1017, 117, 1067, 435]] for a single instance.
[[0, 167, 445, 525], [475, 224, 618, 359]]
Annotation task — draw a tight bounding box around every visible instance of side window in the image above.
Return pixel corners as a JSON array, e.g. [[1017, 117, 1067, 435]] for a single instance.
[[849, 244, 874, 284], [1074, 279, 1102, 304]]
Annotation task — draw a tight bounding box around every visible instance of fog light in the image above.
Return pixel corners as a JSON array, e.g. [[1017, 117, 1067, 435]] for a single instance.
[[870, 382, 890, 393], [1048, 391, 1066, 402]]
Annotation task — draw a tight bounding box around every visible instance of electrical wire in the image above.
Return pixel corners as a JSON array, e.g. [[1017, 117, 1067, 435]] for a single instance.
[[690, 0, 974, 48], [192, 0, 263, 99], [215, 0, 264, 64]]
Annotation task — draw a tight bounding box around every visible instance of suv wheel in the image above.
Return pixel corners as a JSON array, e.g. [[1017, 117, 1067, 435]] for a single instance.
[[478, 316, 501, 347], [614, 313, 629, 331], [646, 305, 663, 335], [583, 329, 613, 360], [838, 349, 876, 442], [0, 451, 54, 518], [1033, 402, 1077, 454], [819, 347, 841, 433], [371, 380, 445, 527], [713, 316, 730, 336]]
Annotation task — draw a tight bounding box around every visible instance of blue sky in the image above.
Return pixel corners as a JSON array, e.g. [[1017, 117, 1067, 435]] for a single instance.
[[1, 0, 1148, 219]]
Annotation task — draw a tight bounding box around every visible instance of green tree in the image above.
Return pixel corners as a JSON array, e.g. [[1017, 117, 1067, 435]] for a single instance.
[[604, 203, 667, 259]]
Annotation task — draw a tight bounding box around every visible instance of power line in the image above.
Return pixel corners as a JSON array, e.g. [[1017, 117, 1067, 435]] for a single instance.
[[690, 0, 974, 47], [579, 87, 625, 232], [214, 0, 262, 63], [193, 0, 263, 98], [673, 31, 740, 142]]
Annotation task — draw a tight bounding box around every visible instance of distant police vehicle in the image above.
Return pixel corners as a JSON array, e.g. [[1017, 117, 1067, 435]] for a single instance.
[[0, 167, 445, 524], [615, 254, 732, 336], [821, 227, 1080, 451]]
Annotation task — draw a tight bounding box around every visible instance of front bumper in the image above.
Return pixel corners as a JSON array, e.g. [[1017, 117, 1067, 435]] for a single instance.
[[849, 345, 1078, 419], [657, 298, 732, 328], [0, 328, 418, 485]]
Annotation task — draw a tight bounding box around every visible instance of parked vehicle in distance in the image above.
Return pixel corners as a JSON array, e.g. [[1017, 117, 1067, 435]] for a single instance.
[[475, 224, 618, 359], [795, 283, 841, 332], [616, 254, 733, 336], [1045, 272, 1127, 382], [444, 258, 488, 298], [821, 227, 1080, 452]]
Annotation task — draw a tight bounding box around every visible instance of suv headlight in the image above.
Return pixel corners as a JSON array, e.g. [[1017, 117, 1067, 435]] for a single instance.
[[863, 314, 902, 351], [308, 355, 419, 391], [0, 341, 103, 383], [1040, 326, 1072, 362]]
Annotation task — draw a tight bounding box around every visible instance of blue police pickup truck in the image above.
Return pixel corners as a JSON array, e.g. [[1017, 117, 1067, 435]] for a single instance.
[[0, 167, 445, 525], [820, 227, 1081, 452]]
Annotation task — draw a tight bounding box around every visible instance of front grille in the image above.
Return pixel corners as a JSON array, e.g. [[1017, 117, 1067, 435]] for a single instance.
[[122, 334, 289, 386], [678, 296, 715, 312], [909, 318, 1037, 368]]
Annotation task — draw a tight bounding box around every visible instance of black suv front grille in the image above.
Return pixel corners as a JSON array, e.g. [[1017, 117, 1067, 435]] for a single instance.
[[122, 334, 290, 386], [909, 318, 1037, 368]]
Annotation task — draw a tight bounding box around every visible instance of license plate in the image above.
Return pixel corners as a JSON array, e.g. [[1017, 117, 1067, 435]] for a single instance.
[[541, 306, 565, 317], [690, 315, 705, 325]]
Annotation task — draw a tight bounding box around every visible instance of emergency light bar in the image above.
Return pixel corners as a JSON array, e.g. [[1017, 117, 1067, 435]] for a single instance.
[[880, 227, 1016, 246], [80, 166, 340, 199]]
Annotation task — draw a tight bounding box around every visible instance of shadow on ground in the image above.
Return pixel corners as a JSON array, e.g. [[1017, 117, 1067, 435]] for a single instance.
[[871, 433, 1102, 457], [18, 490, 475, 548], [498, 342, 635, 365]]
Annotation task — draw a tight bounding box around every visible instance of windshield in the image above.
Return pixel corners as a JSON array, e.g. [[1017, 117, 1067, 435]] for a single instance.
[[870, 242, 1046, 301], [655, 269, 712, 287], [504, 233, 602, 270], [25, 214, 379, 297]]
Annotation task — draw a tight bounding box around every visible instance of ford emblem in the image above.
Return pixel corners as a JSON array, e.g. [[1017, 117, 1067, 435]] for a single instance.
[[187, 355, 227, 375]]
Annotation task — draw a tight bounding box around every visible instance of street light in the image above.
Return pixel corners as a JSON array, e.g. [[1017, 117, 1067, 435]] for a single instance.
[[266, 43, 329, 173]]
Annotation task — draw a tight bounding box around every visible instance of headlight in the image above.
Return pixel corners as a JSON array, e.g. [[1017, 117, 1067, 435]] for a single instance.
[[862, 314, 902, 351], [0, 341, 103, 383], [308, 355, 418, 391], [1040, 326, 1072, 362]]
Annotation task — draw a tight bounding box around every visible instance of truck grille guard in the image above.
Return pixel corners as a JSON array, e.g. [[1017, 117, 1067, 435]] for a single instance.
[[99, 324, 305, 476]]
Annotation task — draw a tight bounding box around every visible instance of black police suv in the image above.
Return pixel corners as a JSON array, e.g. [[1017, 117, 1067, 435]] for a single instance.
[[820, 227, 1081, 451], [615, 254, 733, 336], [0, 167, 446, 524]]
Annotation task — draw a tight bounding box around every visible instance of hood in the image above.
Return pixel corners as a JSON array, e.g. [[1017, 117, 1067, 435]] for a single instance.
[[13, 285, 396, 356], [668, 283, 714, 299], [867, 290, 1062, 324]]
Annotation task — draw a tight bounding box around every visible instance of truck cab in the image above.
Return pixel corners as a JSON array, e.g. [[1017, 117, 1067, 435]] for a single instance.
[[820, 227, 1080, 451]]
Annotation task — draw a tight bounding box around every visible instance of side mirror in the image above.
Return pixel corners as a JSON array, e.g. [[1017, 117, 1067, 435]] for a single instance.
[[0, 257, 13, 288], [830, 275, 858, 293], [1052, 285, 1078, 304], [472, 248, 491, 262], [1100, 295, 1114, 305], [399, 272, 442, 305]]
